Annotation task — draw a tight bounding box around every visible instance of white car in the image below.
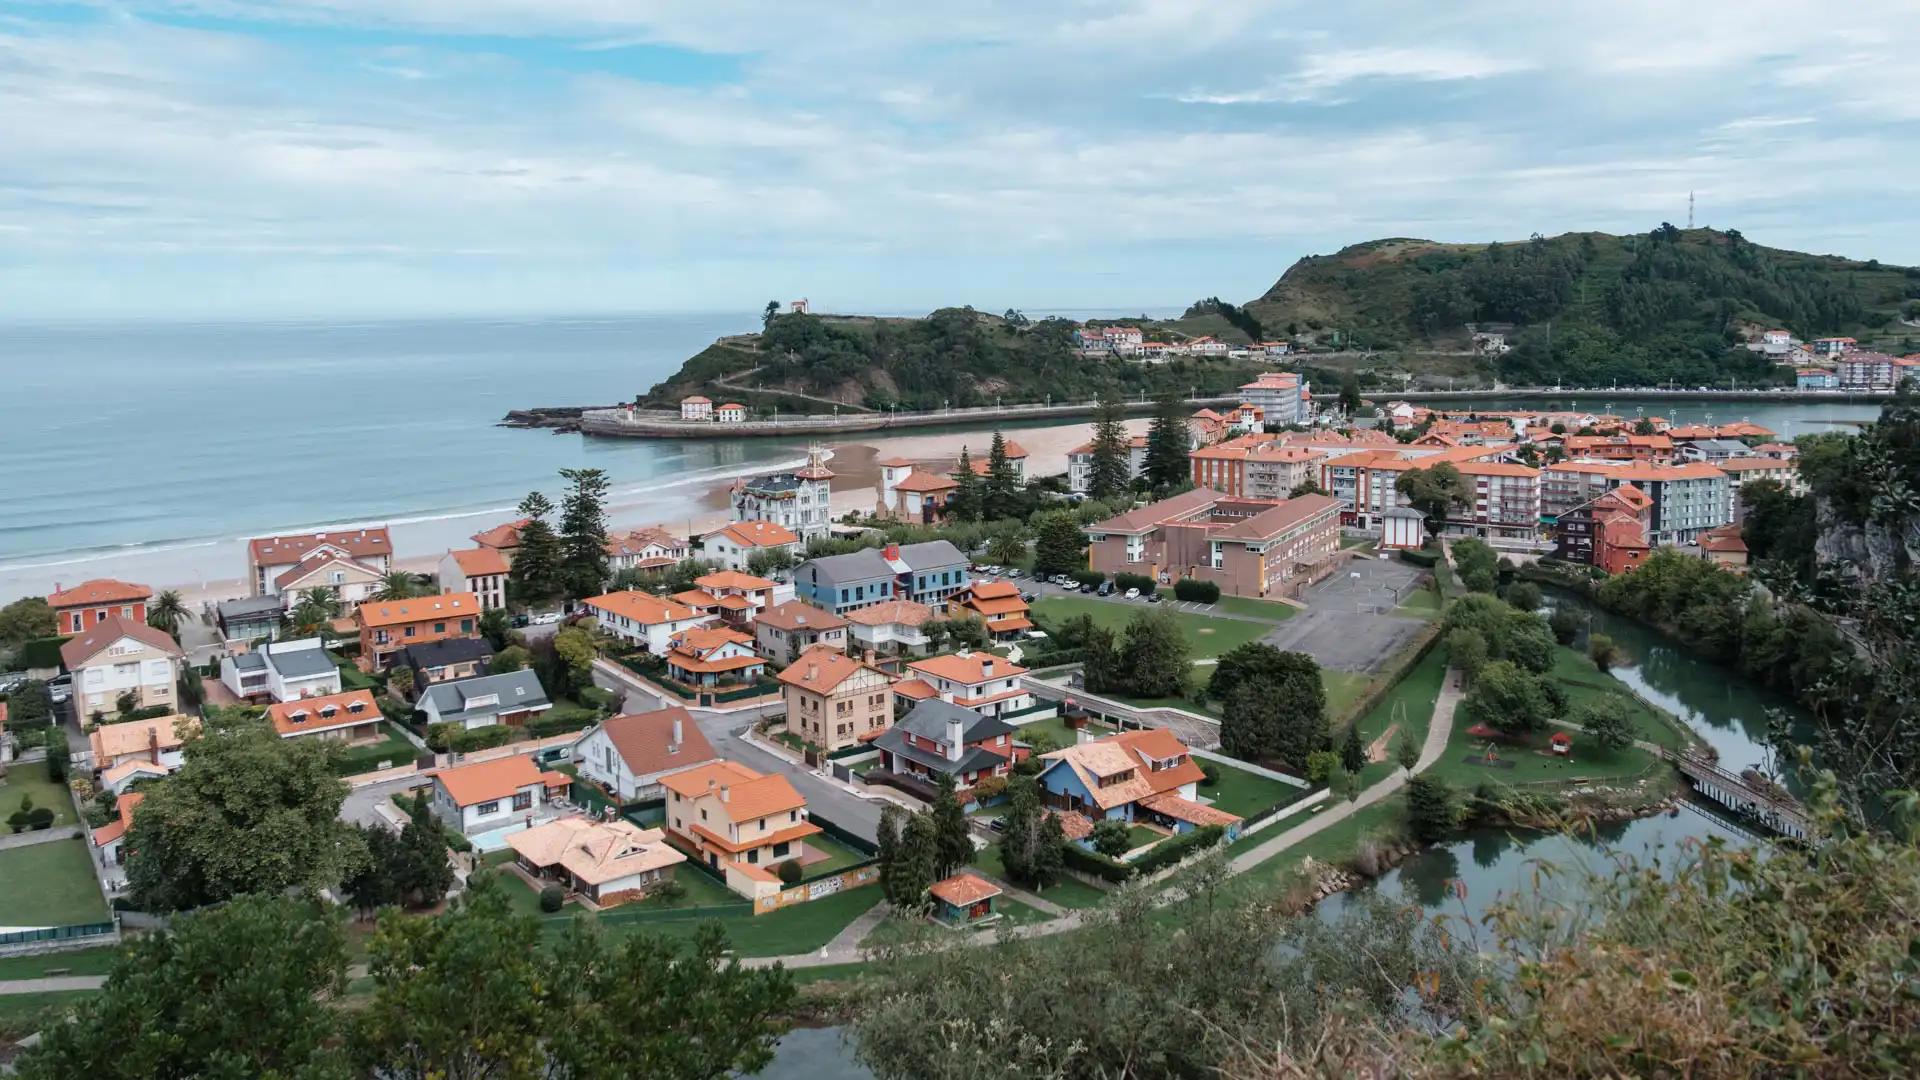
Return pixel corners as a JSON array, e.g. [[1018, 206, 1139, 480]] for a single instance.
[[529, 611, 563, 625], [1124, 587, 1140, 600]]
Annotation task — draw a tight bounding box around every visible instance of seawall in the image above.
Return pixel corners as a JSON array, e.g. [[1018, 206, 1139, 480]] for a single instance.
[[569, 396, 1247, 439]]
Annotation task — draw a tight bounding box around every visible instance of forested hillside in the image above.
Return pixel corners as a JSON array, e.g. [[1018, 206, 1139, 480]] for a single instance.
[[1246, 225, 1919, 386], [640, 308, 1289, 412]]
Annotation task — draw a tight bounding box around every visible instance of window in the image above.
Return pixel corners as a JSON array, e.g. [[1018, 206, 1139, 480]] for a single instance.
[[434, 622, 446, 634], [512, 791, 533, 811], [477, 800, 500, 815], [789, 810, 798, 823], [404, 626, 416, 638], [773, 841, 790, 858], [461, 618, 474, 633]]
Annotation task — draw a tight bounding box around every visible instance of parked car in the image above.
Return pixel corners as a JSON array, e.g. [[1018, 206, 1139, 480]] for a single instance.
[[988, 817, 1007, 833], [1020, 592, 1037, 603], [1096, 581, 1116, 596], [47, 673, 72, 704], [1124, 588, 1140, 600], [1147, 593, 1163, 603], [529, 611, 563, 625], [0, 672, 26, 695]]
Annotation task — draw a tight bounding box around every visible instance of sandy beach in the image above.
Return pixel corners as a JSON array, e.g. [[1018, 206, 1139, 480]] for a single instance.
[[21, 418, 1149, 615]]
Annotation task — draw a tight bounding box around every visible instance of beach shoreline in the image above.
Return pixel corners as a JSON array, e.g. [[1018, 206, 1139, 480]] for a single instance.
[[1, 418, 1144, 612]]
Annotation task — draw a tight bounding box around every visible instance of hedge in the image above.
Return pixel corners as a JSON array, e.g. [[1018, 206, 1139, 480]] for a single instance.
[[1058, 822, 1227, 882], [1069, 569, 1106, 587], [1, 682, 53, 729], [451, 724, 516, 752], [14, 637, 71, 671], [1060, 843, 1132, 883], [1172, 578, 1221, 603], [120, 704, 173, 722], [1397, 548, 1439, 568]]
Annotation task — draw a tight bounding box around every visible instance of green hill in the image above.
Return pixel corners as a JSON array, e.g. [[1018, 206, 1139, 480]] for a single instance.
[[639, 307, 1290, 413], [1244, 226, 1920, 386]]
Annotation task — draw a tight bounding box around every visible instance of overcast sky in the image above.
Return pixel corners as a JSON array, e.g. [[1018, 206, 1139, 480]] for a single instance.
[[5, 1, 1918, 319]]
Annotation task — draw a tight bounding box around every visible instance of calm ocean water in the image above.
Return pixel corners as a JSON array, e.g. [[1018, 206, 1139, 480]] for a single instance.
[[0, 312, 818, 596]]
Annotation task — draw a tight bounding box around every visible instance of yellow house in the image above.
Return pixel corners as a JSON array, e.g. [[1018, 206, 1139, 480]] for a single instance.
[[776, 645, 895, 753], [660, 760, 820, 898]]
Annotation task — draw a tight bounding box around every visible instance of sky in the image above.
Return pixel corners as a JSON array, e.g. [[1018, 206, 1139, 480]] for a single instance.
[[4, 1, 1920, 320]]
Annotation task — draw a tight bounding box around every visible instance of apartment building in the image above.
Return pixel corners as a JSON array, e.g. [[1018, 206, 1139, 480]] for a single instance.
[[1236, 372, 1307, 425], [1188, 438, 1325, 499], [1540, 461, 1730, 544], [247, 527, 393, 597], [1318, 444, 1517, 532], [353, 591, 481, 671], [1066, 435, 1148, 494], [1718, 457, 1800, 521], [1083, 487, 1341, 599]]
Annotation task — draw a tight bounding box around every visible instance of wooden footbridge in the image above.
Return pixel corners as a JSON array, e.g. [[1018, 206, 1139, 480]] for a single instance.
[[1660, 748, 1813, 841]]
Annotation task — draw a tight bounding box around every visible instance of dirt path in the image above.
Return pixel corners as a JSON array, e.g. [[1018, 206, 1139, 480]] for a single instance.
[[1365, 723, 1399, 764]]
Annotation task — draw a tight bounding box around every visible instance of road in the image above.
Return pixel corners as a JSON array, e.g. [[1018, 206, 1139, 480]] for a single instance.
[[590, 660, 894, 843]]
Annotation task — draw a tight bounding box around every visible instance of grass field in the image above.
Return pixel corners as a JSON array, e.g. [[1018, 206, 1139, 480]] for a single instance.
[[1395, 587, 1443, 618], [0, 839, 109, 927], [971, 842, 1108, 908], [799, 833, 871, 876], [1031, 597, 1271, 659], [0, 989, 97, 1041], [1210, 595, 1299, 622], [0, 945, 120, 980], [1345, 647, 1447, 789], [1197, 759, 1303, 817], [1320, 670, 1370, 719], [567, 884, 880, 956], [329, 722, 419, 777], [1546, 648, 1693, 751], [0, 759, 76, 828]]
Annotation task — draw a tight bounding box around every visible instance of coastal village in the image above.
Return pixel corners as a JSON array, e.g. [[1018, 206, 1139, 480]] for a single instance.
[[0, 352, 1842, 989]]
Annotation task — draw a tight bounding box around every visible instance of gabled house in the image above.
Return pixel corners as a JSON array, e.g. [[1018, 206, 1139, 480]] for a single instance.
[[844, 599, 934, 658], [875, 467, 961, 523], [949, 581, 1033, 641], [730, 446, 834, 542], [581, 590, 714, 653], [88, 714, 195, 775], [266, 689, 384, 743], [219, 637, 341, 703], [870, 699, 1026, 790], [438, 548, 510, 611], [248, 528, 393, 597], [429, 755, 569, 834], [471, 518, 531, 564], [663, 625, 766, 689], [700, 520, 802, 574], [354, 592, 481, 671], [419, 670, 552, 731], [953, 440, 1029, 483], [572, 707, 719, 801], [61, 617, 183, 719], [1036, 729, 1241, 843], [46, 579, 152, 636], [794, 541, 970, 615], [777, 646, 894, 753], [92, 790, 145, 873], [674, 570, 781, 628], [606, 527, 689, 575], [660, 760, 820, 897], [894, 651, 1031, 717], [396, 637, 496, 696], [752, 599, 850, 663], [505, 817, 686, 908], [272, 552, 386, 612]]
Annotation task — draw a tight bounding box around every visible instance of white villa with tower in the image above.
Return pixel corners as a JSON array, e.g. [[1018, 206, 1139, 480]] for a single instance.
[[731, 445, 836, 542]]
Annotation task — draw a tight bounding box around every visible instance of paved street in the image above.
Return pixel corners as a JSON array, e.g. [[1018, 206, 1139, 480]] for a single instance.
[[591, 660, 891, 843]]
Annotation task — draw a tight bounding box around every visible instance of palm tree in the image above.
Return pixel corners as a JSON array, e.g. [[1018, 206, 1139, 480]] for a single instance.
[[146, 589, 190, 635], [299, 587, 341, 618], [288, 600, 332, 638], [374, 572, 417, 601]]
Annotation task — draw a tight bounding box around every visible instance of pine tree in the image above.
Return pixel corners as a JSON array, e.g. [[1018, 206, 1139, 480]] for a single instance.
[[395, 798, 455, 909], [875, 804, 903, 903], [509, 491, 562, 604], [998, 775, 1039, 884], [894, 814, 940, 908], [1395, 728, 1420, 774], [929, 775, 974, 878], [1031, 512, 1086, 577], [557, 468, 612, 601], [1143, 395, 1188, 489], [984, 431, 1020, 517], [1340, 720, 1366, 775], [1087, 392, 1132, 499], [951, 448, 984, 522], [1030, 812, 1066, 888]]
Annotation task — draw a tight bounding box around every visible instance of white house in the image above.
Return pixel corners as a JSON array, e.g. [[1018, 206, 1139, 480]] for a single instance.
[[439, 548, 510, 610], [607, 527, 689, 575], [716, 402, 747, 423], [419, 670, 552, 731], [1187, 336, 1230, 357], [61, 617, 183, 719], [1066, 435, 1148, 494], [430, 755, 567, 834], [247, 528, 392, 598], [219, 637, 341, 703], [844, 598, 934, 657], [580, 590, 714, 653], [897, 652, 1032, 717], [680, 396, 714, 420], [572, 707, 721, 801], [272, 552, 386, 612], [699, 520, 802, 574], [730, 445, 835, 542]]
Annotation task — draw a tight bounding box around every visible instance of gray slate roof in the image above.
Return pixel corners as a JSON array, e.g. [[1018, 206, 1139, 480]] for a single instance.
[[218, 595, 283, 621], [802, 540, 969, 584], [419, 669, 550, 719], [399, 637, 495, 671], [896, 698, 1015, 744], [870, 726, 1009, 777], [266, 647, 338, 680]]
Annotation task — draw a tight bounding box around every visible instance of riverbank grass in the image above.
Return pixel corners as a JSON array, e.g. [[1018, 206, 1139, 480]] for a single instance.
[[1547, 648, 1695, 751]]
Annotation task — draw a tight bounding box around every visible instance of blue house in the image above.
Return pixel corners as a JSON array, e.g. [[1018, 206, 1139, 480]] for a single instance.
[[794, 541, 970, 616], [1035, 729, 1243, 845], [1796, 368, 1839, 390]]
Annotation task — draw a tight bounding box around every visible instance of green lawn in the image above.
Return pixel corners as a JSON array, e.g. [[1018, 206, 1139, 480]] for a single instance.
[[1031, 597, 1271, 659], [0, 989, 98, 1041], [1196, 759, 1302, 818], [0, 759, 76, 828], [330, 653, 380, 691], [0, 944, 120, 980], [1320, 670, 1370, 719], [1546, 648, 1694, 751], [0, 839, 109, 927], [558, 883, 881, 957], [1339, 535, 1376, 550], [1345, 647, 1447, 789], [1210, 595, 1300, 622], [972, 836, 1108, 908], [1014, 715, 1116, 751], [1124, 825, 1162, 850], [329, 722, 419, 777], [799, 833, 871, 876], [1431, 653, 1667, 789], [1395, 587, 1443, 618]]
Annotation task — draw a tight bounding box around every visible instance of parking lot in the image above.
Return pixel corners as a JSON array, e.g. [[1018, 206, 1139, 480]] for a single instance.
[[1260, 556, 1430, 674]]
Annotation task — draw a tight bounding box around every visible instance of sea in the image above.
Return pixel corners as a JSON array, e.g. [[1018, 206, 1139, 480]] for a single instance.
[[0, 314, 1886, 600]]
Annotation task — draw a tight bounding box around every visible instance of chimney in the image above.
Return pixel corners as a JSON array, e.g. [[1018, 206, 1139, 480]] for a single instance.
[[883, 543, 900, 561], [719, 785, 731, 804], [945, 714, 965, 763], [670, 716, 683, 749], [982, 659, 994, 677], [148, 726, 160, 765], [939, 690, 954, 704], [806, 664, 818, 682]]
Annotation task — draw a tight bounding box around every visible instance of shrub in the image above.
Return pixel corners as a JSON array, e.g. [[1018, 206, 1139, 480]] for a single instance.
[[27, 807, 56, 830], [424, 722, 460, 753], [6, 811, 27, 834], [1305, 749, 1341, 783], [1130, 824, 1225, 876], [443, 829, 472, 854], [1068, 569, 1106, 588], [1172, 578, 1221, 603], [1397, 548, 1439, 568], [576, 686, 616, 711], [1113, 572, 1156, 595], [970, 775, 1008, 802], [1199, 761, 1221, 786], [451, 725, 515, 753], [538, 884, 566, 913], [775, 859, 803, 885], [1060, 843, 1132, 883], [1090, 819, 1133, 858], [647, 878, 686, 905]]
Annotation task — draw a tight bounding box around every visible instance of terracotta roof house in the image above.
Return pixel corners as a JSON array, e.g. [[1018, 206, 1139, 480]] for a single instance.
[[660, 760, 821, 898], [471, 518, 532, 561], [62, 617, 185, 719], [663, 625, 766, 688], [272, 551, 387, 612], [1085, 489, 1341, 601], [776, 646, 894, 753], [949, 580, 1033, 640], [582, 589, 713, 653], [266, 689, 384, 742], [844, 598, 935, 657], [248, 528, 393, 597], [606, 527, 689, 574], [571, 707, 719, 801], [701, 520, 802, 574], [439, 548, 511, 611], [898, 651, 1031, 718], [354, 592, 481, 671], [753, 599, 850, 663], [46, 579, 153, 636], [92, 790, 145, 871], [928, 871, 1002, 926], [1036, 729, 1242, 844], [506, 817, 687, 907], [428, 755, 569, 834], [88, 713, 196, 774]]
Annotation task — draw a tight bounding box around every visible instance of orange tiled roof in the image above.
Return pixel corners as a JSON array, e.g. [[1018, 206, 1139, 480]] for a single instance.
[[776, 646, 888, 695], [46, 578, 151, 608], [88, 714, 194, 761], [447, 548, 510, 577], [250, 528, 392, 565], [894, 469, 960, 493], [659, 760, 808, 822], [928, 871, 1002, 907], [585, 590, 702, 625], [267, 689, 380, 737], [472, 518, 530, 549], [694, 570, 776, 592], [844, 599, 933, 627], [355, 593, 480, 629], [61, 617, 183, 668], [909, 651, 1027, 686], [591, 708, 716, 776], [754, 599, 848, 632], [713, 520, 800, 549], [91, 791, 144, 848], [432, 755, 546, 807]]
